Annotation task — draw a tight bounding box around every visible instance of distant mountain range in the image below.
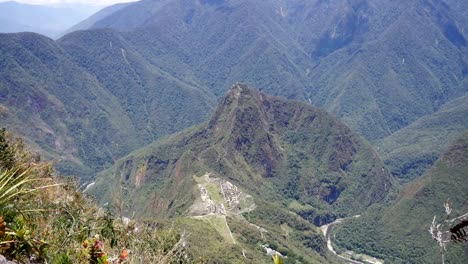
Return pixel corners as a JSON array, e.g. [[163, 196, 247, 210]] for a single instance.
[[1, 0, 466, 183], [78, 0, 467, 141], [60, 2, 133, 37], [0, 1, 102, 38]]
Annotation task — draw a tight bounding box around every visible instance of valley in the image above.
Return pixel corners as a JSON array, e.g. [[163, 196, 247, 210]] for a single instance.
[[0, 0, 467, 263], [321, 216, 384, 264]]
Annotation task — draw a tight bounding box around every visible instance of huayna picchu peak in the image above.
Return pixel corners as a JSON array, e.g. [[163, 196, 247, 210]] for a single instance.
[[88, 84, 396, 262]]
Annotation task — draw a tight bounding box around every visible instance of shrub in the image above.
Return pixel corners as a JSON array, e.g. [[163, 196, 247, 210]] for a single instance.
[[0, 128, 192, 263]]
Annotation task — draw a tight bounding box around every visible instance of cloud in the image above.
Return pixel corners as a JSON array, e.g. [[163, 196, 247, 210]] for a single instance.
[[0, 0, 139, 6]]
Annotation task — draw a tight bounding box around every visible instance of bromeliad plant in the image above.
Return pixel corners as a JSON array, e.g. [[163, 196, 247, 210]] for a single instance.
[[0, 164, 62, 261], [0, 168, 61, 208], [82, 236, 109, 264], [0, 169, 29, 208]]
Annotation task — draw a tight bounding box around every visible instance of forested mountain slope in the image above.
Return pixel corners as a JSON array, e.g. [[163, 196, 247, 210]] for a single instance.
[[80, 0, 468, 140], [377, 93, 468, 182], [0, 32, 135, 179], [0, 0, 466, 184], [334, 132, 468, 263], [0, 32, 214, 179], [61, 2, 133, 36]]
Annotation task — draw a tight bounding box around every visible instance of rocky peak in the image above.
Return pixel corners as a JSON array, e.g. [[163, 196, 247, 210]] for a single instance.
[[206, 84, 283, 178]]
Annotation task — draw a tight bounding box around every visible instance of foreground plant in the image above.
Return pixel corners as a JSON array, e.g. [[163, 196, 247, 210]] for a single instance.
[[0, 169, 30, 208], [0, 128, 192, 263], [429, 199, 468, 264], [272, 254, 284, 264]]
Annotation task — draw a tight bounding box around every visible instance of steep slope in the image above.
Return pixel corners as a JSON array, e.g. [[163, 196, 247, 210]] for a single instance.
[[334, 132, 468, 263], [92, 0, 314, 99], [59, 29, 216, 144], [296, 0, 467, 140], [89, 84, 394, 262], [0, 32, 137, 179], [78, 0, 467, 140], [0, 32, 215, 180], [0, 1, 101, 38], [377, 94, 468, 182]]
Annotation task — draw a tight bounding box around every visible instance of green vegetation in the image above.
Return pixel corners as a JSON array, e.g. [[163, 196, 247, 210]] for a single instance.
[[89, 85, 393, 262], [81, 0, 466, 141], [333, 132, 468, 263], [0, 128, 14, 169], [0, 0, 466, 262], [376, 94, 468, 182], [1, 0, 466, 184], [0, 129, 193, 263], [92, 85, 394, 221], [195, 215, 234, 244], [0, 31, 215, 180], [0, 120, 350, 261]]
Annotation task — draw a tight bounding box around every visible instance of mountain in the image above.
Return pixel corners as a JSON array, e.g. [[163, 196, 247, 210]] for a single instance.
[[333, 132, 468, 263], [377, 93, 468, 182], [0, 32, 135, 179], [0, 1, 101, 38], [76, 0, 467, 141], [0, 0, 465, 261], [61, 2, 133, 37], [0, 32, 214, 180], [0, 0, 466, 182], [300, 0, 467, 140], [88, 84, 395, 262], [58, 29, 216, 144]]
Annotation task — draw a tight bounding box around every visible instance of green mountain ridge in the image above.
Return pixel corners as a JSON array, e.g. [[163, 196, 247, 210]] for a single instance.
[[82, 0, 468, 140], [0, 0, 466, 262], [61, 2, 133, 37], [89, 84, 395, 262], [377, 93, 468, 182], [0, 32, 137, 179], [0, 32, 215, 179], [334, 132, 468, 263], [1, 0, 467, 182]]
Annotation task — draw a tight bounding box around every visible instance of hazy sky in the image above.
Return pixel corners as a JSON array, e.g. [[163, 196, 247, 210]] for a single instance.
[[0, 0, 139, 6]]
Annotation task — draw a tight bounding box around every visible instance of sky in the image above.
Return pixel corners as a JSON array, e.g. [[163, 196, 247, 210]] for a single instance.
[[0, 0, 139, 6]]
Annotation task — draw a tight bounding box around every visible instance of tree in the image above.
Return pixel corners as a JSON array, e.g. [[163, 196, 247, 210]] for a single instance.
[[0, 128, 15, 169]]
